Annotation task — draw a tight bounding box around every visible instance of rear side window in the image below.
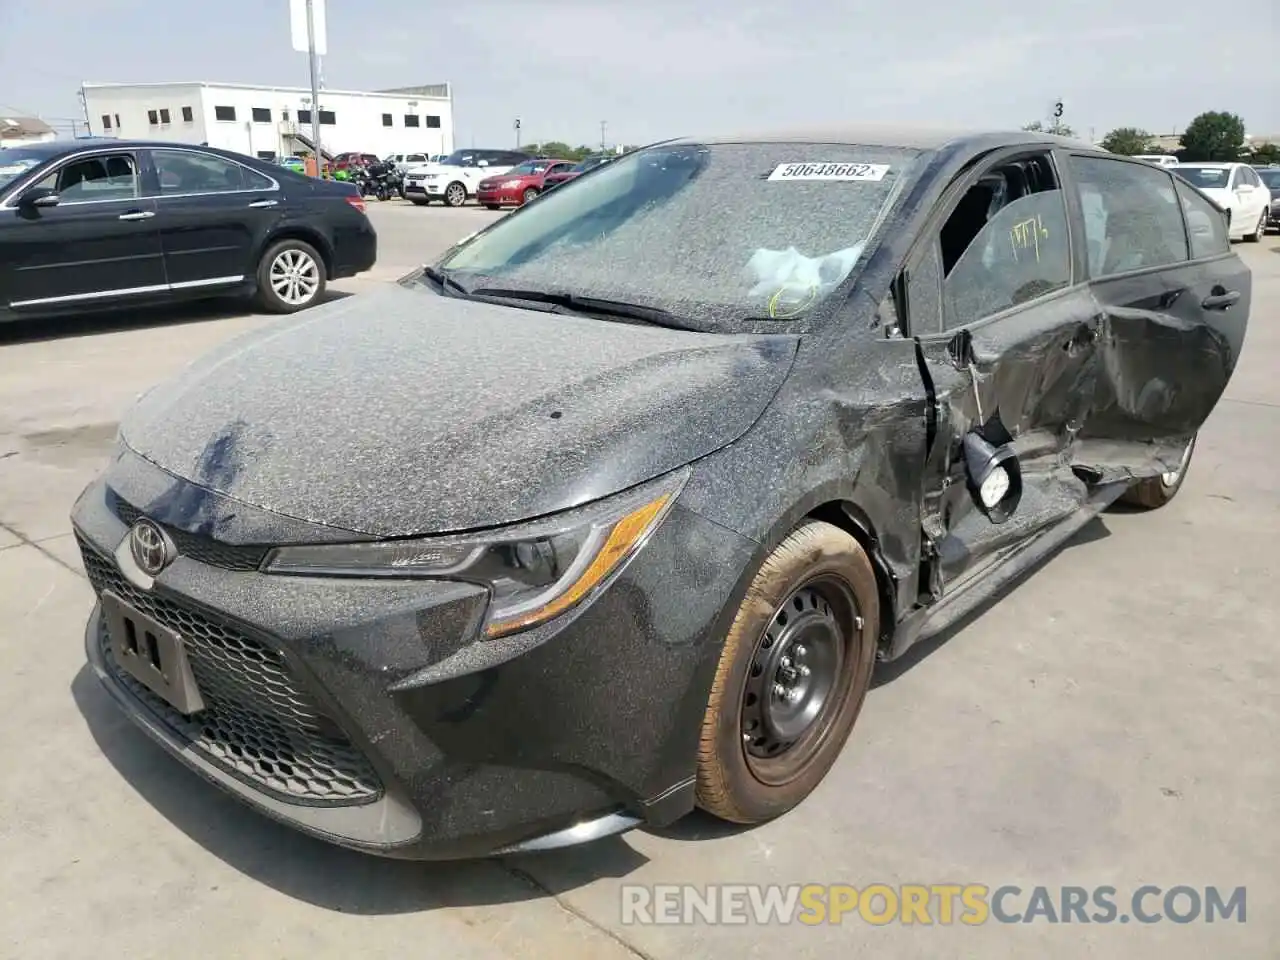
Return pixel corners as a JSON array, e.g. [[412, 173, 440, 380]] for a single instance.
[[1174, 179, 1231, 259], [152, 150, 270, 194], [1068, 156, 1189, 278]]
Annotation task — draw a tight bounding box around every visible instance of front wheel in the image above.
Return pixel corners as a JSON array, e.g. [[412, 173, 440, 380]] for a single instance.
[[696, 521, 878, 824], [521, 187, 539, 205], [443, 182, 467, 207], [254, 238, 327, 314], [1119, 435, 1197, 509]]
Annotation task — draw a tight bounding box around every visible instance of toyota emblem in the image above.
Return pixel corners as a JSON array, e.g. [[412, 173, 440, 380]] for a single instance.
[[129, 519, 174, 576]]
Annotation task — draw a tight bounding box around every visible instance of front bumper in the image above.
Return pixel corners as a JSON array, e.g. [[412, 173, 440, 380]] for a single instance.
[[71, 459, 756, 859], [475, 187, 521, 205]]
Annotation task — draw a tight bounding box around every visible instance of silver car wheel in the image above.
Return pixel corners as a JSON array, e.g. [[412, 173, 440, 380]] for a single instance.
[[269, 248, 321, 306]]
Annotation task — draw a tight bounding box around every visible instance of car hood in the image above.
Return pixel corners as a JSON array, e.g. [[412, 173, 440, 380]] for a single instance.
[[118, 285, 799, 539]]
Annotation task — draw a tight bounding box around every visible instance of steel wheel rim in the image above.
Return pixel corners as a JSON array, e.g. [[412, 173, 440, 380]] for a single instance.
[[740, 576, 859, 785], [446, 184, 465, 205], [269, 249, 320, 306], [523, 188, 538, 204], [1161, 438, 1194, 487]]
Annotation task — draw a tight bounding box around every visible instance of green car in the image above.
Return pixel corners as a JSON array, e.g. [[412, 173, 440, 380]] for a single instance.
[[279, 155, 306, 173]]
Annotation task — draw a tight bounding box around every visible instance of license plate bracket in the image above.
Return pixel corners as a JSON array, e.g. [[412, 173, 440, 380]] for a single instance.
[[101, 591, 206, 715]]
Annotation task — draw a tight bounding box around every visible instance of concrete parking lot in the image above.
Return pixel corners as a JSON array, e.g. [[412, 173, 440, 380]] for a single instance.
[[1, 201, 1276, 959]]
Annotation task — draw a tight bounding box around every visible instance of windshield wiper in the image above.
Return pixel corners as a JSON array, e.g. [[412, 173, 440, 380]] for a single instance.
[[421, 265, 471, 296], [468, 287, 695, 330]]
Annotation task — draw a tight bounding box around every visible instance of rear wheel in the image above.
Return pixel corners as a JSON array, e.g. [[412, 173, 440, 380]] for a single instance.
[[1119, 435, 1197, 509], [1245, 208, 1267, 242], [254, 238, 326, 314], [696, 521, 878, 824], [444, 182, 467, 207]]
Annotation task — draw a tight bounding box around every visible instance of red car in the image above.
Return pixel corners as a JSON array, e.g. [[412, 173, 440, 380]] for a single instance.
[[476, 158, 575, 208], [541, 154, 616, 191]]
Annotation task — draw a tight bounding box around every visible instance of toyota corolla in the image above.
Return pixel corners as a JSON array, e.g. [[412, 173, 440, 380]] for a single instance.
[[72, 126, 1248, 860]]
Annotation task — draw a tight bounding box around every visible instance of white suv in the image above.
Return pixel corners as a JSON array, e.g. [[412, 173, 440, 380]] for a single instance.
[[386, 153, 430, 173], [403, 148, 533, 206]]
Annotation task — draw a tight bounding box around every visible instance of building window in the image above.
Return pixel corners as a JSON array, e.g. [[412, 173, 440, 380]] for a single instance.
[[319, 110, 335, 125], [213, 105, 236, 121], [298, 109, 312, 124], [257, 150, 277, 161], [252, 107, 272, 123], [404, 114, 420, 128], [181, 106, 193, 122], [159, 108, 171, 124], [147, 109, 159, 125], [114, 113, 121, 128], [382, 113, 393, 127], [425, 115, 441, 129], [101, 114, 112, 130]]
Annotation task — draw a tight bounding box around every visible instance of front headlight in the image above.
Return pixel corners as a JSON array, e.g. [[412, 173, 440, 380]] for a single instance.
[[262, 469, 688, 639], [500, 179, 523, 188]]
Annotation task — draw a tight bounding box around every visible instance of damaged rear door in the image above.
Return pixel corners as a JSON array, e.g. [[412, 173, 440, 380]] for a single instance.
[[1062, 153, 1249, 482], [904, 147, 1105, 595]]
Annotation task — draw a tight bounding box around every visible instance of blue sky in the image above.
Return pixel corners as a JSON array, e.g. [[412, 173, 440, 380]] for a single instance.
[[2, 0, 1276, 147]]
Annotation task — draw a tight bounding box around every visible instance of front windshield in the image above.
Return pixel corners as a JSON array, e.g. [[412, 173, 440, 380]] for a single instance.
[[508, 160, 552, 176], [438, 141, 920, 327], [1174, 166, 1231, 189], [0, 150, 47, 191], [1257, 169, 1280, 191]]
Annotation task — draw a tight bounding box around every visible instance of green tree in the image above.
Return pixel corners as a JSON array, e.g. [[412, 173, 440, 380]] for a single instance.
[[1023, 119, 1076, 138], [1100, 127, 1154, 155], [1178, 111, 1247, 161], [528, 140, 575, 158], [1250, 142, 1280, 165]]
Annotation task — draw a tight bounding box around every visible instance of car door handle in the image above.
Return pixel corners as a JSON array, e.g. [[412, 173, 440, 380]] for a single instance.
[[117, 210, 155, 221], [247, 199, 279, 208], [1202, 290, 1241, 311]]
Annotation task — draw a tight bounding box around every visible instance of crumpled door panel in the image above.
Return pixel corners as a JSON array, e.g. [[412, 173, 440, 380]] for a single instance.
[[1075, 256, 1250, 481]]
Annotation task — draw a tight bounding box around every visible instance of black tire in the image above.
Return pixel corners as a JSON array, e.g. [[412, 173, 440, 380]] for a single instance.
[[254, 238, 327, 314], [696, 521, 878, 824], [1244, 209, 1267, 242], [443, 181, 467, 207], [1119, 435, 1197, 509], [521, 187, 539, 205]]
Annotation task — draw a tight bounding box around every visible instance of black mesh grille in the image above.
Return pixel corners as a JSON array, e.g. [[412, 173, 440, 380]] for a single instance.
[[79, 535, 382, 806], [108, 491, 269, 572]]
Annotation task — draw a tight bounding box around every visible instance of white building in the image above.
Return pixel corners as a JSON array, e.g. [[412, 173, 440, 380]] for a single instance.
[[80, 81, 454, 161], [0, 116, 57, 147]]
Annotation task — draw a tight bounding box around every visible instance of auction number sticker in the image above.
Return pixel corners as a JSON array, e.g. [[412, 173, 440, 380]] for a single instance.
[[767, 162, 890, 182]]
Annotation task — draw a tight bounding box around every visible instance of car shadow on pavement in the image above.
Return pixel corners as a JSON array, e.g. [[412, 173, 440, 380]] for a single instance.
[[68, 665, 650, 913], [0, 291, 352, 346]]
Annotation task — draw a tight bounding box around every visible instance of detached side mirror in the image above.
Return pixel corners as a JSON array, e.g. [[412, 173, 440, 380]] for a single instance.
[[19, 186, 59, 209], [962, 430, 1023, 524]]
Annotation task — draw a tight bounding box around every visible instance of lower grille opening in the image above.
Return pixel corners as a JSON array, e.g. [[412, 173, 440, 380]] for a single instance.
[[79, 535, 382, 806]]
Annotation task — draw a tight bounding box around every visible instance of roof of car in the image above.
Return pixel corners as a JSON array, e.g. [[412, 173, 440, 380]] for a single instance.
[[1172, 161, 1238, 167], [674, 123, 1098, 152]]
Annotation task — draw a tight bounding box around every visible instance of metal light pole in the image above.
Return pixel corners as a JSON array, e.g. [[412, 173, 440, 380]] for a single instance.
[[305, 0, 323, 174], [600, 120, 607, 150], [514, 118, 521, 148]]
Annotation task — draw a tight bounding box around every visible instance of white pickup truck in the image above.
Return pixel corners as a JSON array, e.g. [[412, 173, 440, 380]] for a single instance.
[[403, 148, 534, 206]]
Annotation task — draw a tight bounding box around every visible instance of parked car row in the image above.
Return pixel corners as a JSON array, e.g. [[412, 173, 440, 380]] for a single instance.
[[403, 148, 619, 207], [0, 138, 377, 322], [1169, 162, 1272, 241]]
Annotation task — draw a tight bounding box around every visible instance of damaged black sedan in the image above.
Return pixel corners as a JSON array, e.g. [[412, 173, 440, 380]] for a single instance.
[[71, 125, 1249, 859]]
